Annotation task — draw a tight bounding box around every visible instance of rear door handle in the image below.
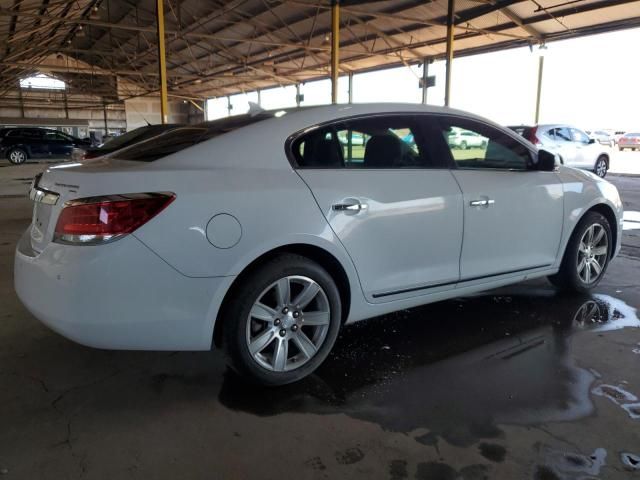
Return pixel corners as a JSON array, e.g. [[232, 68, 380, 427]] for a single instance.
[[469, 199, 495, 207]]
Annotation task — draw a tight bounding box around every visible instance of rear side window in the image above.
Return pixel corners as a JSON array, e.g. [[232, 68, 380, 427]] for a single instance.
[[292, 115, 432, 169], [112, 113, 273, 162], [8, 129, 44, 139]]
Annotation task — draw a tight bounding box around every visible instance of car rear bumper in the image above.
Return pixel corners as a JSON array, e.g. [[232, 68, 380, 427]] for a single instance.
[[14, 229, 233, 350]]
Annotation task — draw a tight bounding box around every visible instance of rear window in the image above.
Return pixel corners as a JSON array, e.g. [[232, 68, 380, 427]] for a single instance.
[[624, 133, 640, 138], [112, 113, 274, 162], [102, 125, 180, 150]]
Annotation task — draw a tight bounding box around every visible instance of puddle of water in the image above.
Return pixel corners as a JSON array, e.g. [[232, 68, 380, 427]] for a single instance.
[[621, 452, 640, 470], [621, 402, 640, 419], [218, 292, 639, 446], [582, 294, 640, 331], [539, 446, 607, 479], [591, 384, 638, 403]]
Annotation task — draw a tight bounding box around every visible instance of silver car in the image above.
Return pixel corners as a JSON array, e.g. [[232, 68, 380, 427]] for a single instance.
[[509, 124, 611, 178], [15, 104, 623, 385]]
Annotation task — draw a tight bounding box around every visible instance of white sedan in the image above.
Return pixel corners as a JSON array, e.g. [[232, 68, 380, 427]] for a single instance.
[[15, 104, 623, 385]]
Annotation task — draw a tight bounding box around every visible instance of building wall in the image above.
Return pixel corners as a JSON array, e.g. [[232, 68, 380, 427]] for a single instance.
[[124, 97, 191, 130], [0, 87, 126, 137]]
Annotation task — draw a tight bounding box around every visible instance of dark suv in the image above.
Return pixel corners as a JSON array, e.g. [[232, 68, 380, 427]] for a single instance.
[[0, 127, 91, 164]]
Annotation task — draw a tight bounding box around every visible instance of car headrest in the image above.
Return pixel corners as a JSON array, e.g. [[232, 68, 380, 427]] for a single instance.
[[303, 136, 342, 168], [364, 135, 403, 168]]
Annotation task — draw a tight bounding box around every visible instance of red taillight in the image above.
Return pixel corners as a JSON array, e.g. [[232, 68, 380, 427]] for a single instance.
[[54, 192, 175, 245], [529, 127, 541, 145]]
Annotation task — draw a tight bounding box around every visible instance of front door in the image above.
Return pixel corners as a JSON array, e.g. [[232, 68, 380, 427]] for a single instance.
[[436, 116, 564, 281], [293, 114, 464, 301]]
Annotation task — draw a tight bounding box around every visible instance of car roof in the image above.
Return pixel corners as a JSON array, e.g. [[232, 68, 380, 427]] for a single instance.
[[200, 103, 517, 138]]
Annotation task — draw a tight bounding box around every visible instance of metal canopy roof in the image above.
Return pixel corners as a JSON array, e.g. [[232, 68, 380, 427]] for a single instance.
[[1, 0, 639, 100]]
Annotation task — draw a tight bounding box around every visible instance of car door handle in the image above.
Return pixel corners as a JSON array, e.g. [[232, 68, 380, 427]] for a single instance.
[[333, 200, 368, 213], [469, 199, 495, 207]]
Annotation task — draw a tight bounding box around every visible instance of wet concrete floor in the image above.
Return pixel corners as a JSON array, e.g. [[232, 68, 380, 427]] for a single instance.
[[1, 175, 639, 479]]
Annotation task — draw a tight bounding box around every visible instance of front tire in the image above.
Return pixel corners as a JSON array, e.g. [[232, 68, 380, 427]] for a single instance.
[[222, 254, 342, 386], [594, 155, 608, 178], [548, 211, 611, 292], [7, 148, 27, 165]]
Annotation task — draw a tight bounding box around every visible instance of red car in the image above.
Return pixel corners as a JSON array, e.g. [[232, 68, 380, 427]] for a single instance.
[[618, 132, 640, 151]]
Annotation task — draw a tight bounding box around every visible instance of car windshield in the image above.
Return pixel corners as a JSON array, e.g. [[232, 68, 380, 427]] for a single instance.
[[112, 112, 277, 162]]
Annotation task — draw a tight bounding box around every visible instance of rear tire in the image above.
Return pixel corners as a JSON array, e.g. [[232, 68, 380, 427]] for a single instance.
[[7, 148, 27, 165], [548, 211, 612, 293], [221, 254, 342, 386], [593, 155, 608, 178]]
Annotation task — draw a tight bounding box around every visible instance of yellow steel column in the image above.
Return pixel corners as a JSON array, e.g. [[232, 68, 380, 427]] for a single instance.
[[534, 54, 544, 124], [444, 0, 455, 107], [156, 0, 169, 124], [331, 0, 340, 104]]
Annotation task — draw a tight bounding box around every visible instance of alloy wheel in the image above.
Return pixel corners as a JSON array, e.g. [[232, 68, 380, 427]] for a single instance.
[[9, 150, 26, 164], [245, 275, 330, 372], [577, 223, 608, 285], [595, 158, 607, 177]]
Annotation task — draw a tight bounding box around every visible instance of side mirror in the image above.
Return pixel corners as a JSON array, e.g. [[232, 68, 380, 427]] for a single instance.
[[588, 138, 596, 144], [536, 149, 557, 171]]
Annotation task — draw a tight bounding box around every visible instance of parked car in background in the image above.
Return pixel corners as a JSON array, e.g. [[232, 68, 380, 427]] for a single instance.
[[72, 124, 185, 161], [447, 128, 487, 149], [15, 104, 623, 385], [613, 131, 626, 145], [617, 132, 640, 151], [0, 127, 91, 164], [587, 130, 615, 147], [508, 124, 610, 177]]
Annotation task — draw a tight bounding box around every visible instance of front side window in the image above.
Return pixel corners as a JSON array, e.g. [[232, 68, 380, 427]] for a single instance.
[[438, 118, 532, 171], [571, 128, 590, 144], [292, 115, 430, 169], [44, 131, 72, 141]]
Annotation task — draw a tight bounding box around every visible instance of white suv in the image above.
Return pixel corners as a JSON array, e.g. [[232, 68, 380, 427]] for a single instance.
[[447, 128, 487, 150], [509, 124, 610, 178]]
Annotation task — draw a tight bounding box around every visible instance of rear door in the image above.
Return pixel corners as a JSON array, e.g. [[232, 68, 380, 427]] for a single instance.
[[435, 116, 564, 282], [293, 114, 464, 302], [21, 129, 48, 158]]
